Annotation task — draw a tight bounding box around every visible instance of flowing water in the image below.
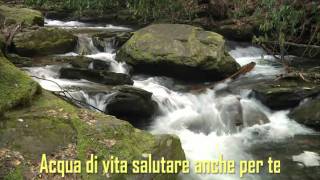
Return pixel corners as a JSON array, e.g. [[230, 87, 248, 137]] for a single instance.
[[24, 19, 319, 180]]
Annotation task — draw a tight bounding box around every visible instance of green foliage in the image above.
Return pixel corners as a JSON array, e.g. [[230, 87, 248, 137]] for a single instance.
[[258, 0, 304, 40], [127, 0, 197, 23], [4, 167, 23, 180], [231, 0, 251, 18], [254, 0, 319, 58], [24, 0, 197, 23]]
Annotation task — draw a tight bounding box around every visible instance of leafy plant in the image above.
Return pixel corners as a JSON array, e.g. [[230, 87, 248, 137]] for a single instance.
[[24, 0, 197, 23], [254, 0, 313, 60]]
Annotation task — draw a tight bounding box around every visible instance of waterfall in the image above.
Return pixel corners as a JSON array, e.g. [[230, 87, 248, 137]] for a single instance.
[[45, 18, 132, 31], [76, 34, 100, 55]]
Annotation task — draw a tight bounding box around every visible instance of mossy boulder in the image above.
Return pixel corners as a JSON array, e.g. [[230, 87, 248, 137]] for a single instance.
[[251, 78, 320, 110], [289, 99, 320, 131], [0, 91, 186, 179], [0, 5, 44, 27], [0, 56, 40, 116], [116, 24, 240, 81], [13, 27, 77, 57]]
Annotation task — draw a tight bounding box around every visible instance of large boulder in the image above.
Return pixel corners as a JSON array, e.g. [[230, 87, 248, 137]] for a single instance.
[[251, 78, 320, 110], [13, 27, 77, 57], [0, 5, 44, 27], [60, 68, 133, 85], [289, 99, 320, 131], [106, 86, 158, 121], [116, 24, 240, 81]]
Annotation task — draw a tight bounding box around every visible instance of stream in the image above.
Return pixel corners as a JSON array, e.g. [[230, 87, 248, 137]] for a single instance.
[[24, 19, 319, 180]]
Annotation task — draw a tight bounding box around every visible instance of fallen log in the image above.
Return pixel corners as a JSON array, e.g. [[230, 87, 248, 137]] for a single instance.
[[265, 41, 320, 50], [191, 62, 256, 92], [222, 62, 256, 81]]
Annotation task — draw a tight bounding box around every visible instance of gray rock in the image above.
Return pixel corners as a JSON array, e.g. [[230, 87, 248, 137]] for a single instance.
[[106, 86, 158, 119], [251, 78, 320, 110], [116, 24, 240, 81], [241, 99, 270, 127], [13, 27, 77, 57], [60, 68, 133, 85], [289, 99, 320, 131]]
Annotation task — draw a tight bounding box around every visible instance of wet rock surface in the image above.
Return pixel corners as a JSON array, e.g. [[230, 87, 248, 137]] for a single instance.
[[251, 78, 320, 110], [250, 134, 320, 180], [106, 86, 158, 120], [60, 67, 133, 85], [289, 98, 320, 131]]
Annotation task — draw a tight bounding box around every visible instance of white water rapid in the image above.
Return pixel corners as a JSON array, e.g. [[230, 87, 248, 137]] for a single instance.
[[133, 44, 312, 180], [25, 19, 316, 180]]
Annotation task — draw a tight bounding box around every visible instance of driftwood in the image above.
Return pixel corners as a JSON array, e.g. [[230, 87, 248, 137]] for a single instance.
[[222, 62, 256, 81], [265, 41, 320, 50], [31, 76, 105, 113], [191, 62, 256, 92], [1, 18, 22, 54], [275, 69, 320, 83]]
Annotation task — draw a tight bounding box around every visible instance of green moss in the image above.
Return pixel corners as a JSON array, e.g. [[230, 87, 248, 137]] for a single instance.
[[4, 166, 23, 180], [0, 115, 76, 160], [13, 28, 77, 57], [1, 90, 185, 179], [0, 5, 44, 26], [116, 24, 239, 80], [0, 57, 40, 115]]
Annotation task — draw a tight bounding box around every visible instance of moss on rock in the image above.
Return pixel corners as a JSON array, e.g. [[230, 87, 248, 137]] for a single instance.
[[0, 5, 44, 27], [13, 27, 77, 57], [116, 24, 240, 81], [251, 78, 320, 110], [0, 90, 185, 179], [0, 56, 40, 115]]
